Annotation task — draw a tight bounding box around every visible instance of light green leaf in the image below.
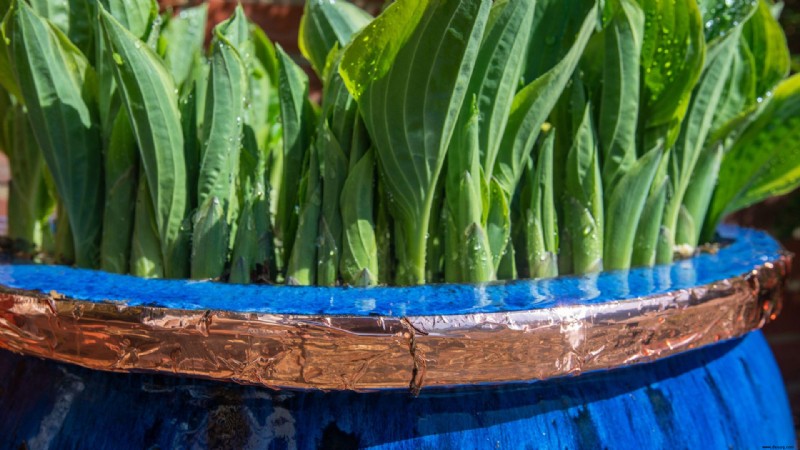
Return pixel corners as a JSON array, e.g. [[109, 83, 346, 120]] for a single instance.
[[637, 0, 705, 152], [677, 143, 722, 246], [707, 32, 757, 138], [99, 0, 156, 39], [658, 29, 739, 262], [1, 6, 24, 101], [632, 150, 669, 266], [697, 0, 757, 44], [564, 102, 603, 274], [741, 0, 789, 100], [339, 0, 429, 101], [341, 0, 490, 284], [159, 3, 208, 89], [705, 74, 800, 237], [251, 24, 279, 86], [526, 129, 558, 279], [486, 179, 511, 272], [603, 147, 662, 270]]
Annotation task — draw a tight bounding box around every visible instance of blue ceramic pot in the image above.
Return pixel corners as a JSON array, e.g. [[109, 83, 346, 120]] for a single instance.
[[0, 226, 794, 448]]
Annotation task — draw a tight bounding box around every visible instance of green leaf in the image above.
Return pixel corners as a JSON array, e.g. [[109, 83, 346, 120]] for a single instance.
[[563, 102, 603, 274], [341, 0, 490, 285], [741, 0, 789, 100], [191, 10, 249, 279], [286, 146, 321, 286], [99, 0, 156, 39], [229, 122, 275, 284], [317, 122, 349, 286], [228, 198, 257, 284], [54, 203, 75, 265], [526, 129, 559, 279], [100, 109, 139, 274], [6, 104, 55, 253], [461, 222, 494, 282], [446, 99, 494, 283], [460, 0, 535, 176], [8, 1, 104, 267], [29, 0, 95, 56], [100, 6, 189, 278], [180, 52, 205, 211], [705, 74, 800, 237], [677, 143, 721, 246], [493, 3, 597, 198], [603, 147, 662, 269], [299, 0, 372, 78], [251, 24, 279, 86], [159, 3, 208, 89], [130, 174, 164, 278], [697, 0, 757, 44], [376, 180, 394, 285], [657, 29, 740, 262], [321, 51, 360, 151], [707, 32, 757, 138], [632, 150, 669, 266], [523, 0, 599, 84], [191, 196, 229, 280], [598, 0, 644, 188], [637, 0, 705, 152], [340, 149, 378, 286], [276, 45, 317, 268], [339, 0, 429, 101], [94, 0, 158, 137], [1, 7, 24, 101], [486, 179, 511, 271], [0, 88, 9, 150]]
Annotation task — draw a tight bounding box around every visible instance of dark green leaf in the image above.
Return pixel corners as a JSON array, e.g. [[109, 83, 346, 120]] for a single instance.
[[276, 45, 317, 268], [8, 1, 104, 267], [299, 0, 372, 77], [101, 6, 189, 277], [101, 109, 139, 273]]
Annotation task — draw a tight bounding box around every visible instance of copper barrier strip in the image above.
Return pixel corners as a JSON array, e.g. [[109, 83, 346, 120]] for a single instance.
[[0, 254, 790, 392]]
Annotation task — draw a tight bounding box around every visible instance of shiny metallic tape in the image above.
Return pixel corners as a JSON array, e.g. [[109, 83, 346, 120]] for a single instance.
[[0, 254, 790, 392]]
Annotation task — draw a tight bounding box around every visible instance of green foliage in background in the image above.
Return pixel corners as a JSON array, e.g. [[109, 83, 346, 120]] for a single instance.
[[0, 0, 799, 288]]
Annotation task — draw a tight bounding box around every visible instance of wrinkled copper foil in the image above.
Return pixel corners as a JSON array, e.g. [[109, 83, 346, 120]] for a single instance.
[[0, 254, 790, 392]]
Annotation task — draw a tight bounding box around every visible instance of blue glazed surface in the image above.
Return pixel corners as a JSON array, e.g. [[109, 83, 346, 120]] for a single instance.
[[0, 330, 793, 448], [0, 226, 782, 316]]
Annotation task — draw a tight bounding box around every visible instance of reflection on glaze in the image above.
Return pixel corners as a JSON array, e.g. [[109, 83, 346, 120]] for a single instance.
[[0, 226, 783, 316]]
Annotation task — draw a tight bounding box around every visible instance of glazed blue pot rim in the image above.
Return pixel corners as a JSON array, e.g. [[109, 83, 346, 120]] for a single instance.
[[0, 225, 783, 317]]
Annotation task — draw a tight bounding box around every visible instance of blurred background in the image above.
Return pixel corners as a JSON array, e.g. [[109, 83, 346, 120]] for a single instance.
[[0, 0, 797, 434]]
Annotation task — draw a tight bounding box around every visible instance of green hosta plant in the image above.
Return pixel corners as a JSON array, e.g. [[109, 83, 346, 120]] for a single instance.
[[0, 0, 798, 289]]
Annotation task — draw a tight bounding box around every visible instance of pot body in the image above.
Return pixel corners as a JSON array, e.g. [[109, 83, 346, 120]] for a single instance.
[[0, 330, 793, 449]]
